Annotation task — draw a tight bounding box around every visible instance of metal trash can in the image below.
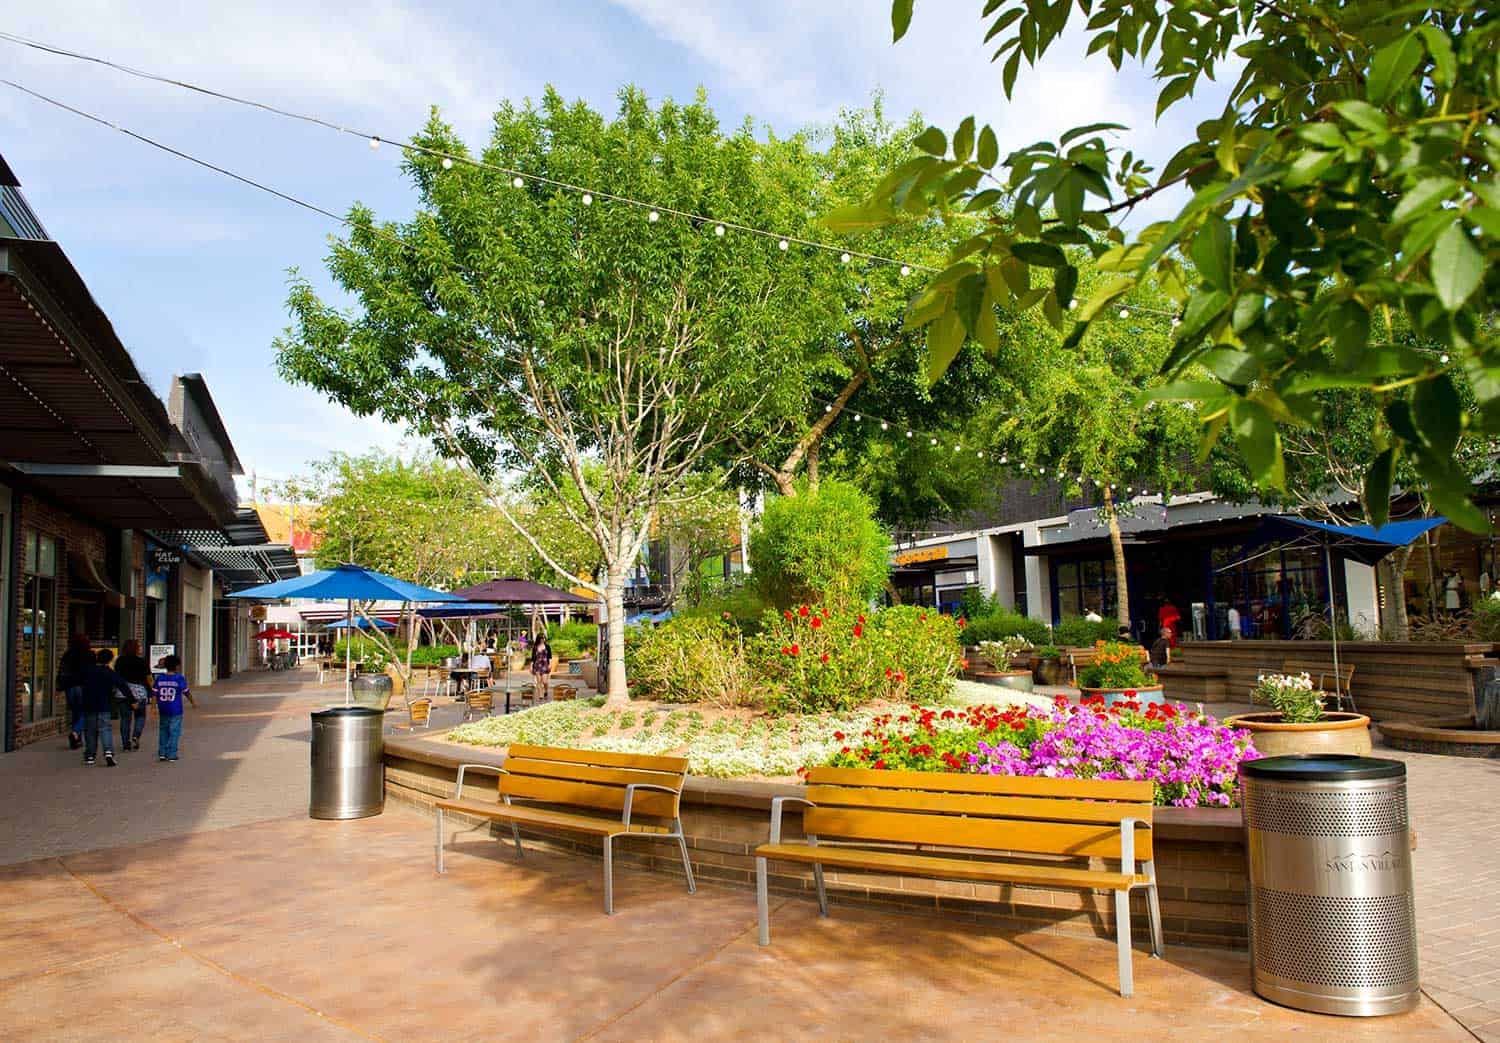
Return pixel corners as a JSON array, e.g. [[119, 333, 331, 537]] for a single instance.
[[1240, 754, 1418, 1016], [310, 707, 385, 820]]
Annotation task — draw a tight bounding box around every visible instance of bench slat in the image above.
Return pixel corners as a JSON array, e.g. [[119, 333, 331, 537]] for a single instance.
[[501, 774, 679, 819], [804, 766, 1154, 803], [755, 842, 1146, 891], [804, 785, 1153, 825], [803, 807, 1152, 861], [436, 800, 670, 836], [502, 757, 683, 790], [508, 743, 688, 774]]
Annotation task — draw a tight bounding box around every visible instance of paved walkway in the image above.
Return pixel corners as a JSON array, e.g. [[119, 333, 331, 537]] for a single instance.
[[0, 668, 1494, 1039]]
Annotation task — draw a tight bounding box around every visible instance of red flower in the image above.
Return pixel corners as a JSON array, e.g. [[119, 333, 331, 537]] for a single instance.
[[783, 610, 794, 620], [841, 746, 850, 754], [957, 616, 967, 628], [857, 614, 866, 624], [894, 671, 906, 682], [722, 611, 732, 620], [819, 653, 829, 664], [833, 731, 845, 741], [780, 645, 790, 656], [810, 616, 823, 629], [874, 759, 887, 770], [789, 643, 801, 656], [884, 668, 894, 679], [853, 623, 864, 638], [959, 658, 969, 670], [798, 605, 810, 617], [920, 613, 928, 621]]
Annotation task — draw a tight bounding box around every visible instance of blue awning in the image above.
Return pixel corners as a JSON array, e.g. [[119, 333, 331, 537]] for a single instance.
[[1254, 515, 1448, 565]]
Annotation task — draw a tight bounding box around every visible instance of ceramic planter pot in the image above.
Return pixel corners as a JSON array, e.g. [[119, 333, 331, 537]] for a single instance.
[[972, 670, 1035, 693], [1223, 711, 1372, 757], [1079, 685, 1165, 707], [1033, 657, 1065, 685]]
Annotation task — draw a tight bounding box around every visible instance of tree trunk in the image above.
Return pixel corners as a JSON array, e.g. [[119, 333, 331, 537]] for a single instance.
[[1424, 529, 1441, 618], [1103, 486, 1131, 632], [1381, 544, 1413, 640], [806, 439, 821, 490], [603, 563, 630, 708]]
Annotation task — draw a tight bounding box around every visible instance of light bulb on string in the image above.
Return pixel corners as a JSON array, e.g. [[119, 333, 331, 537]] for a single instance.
[[900, 265, 911, 276], [1119, 308, 1130, 319], [930, 437, 938, 446], [840, 252, 852, 264], [1440, 353, 1450, 363], [824, 404, 832, 413], [1000, 455, 1007, 463], [778, 239, 789, 251], [512, 176, 524, 188], [441, 157, 453, 170], [581, 193, 593, 206], [714, 224, 726, 237], [648, 210, 659, 222], [368, 136, 381, 150], [853, 414, 861, 422], [880, 422, 889, 431], [906, 430, 913, 438]]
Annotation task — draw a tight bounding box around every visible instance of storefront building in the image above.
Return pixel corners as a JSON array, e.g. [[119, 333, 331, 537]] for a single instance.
[[0, 152, 296, 750]]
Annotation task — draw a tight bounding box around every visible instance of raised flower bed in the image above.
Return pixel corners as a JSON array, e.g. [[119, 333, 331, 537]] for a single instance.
[[1076, 639, 1162, 705]]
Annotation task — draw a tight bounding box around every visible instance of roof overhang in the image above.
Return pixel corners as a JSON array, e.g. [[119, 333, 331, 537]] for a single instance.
[[6, 462, 229, 529]]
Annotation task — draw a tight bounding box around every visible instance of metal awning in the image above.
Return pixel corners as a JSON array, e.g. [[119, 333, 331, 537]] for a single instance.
[[9, 462, 227, 529], [67, 550, 125, 607]]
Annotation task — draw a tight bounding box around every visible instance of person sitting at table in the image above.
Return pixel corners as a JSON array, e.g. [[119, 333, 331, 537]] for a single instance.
[[470, 648, 491, 688]]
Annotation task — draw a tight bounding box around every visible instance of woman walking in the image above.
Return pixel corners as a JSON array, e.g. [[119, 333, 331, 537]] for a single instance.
[[529, 632, 553, 700], [57, 633, 94, 750], [115, 639, 153, 751]]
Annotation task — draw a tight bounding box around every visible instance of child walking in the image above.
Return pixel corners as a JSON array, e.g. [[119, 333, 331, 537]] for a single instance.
[[154, 655, 196, 762]]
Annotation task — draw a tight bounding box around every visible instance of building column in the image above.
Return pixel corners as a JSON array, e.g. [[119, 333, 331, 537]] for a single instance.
[[1343, 559, 1381, 637], [1019, 524, 1051, 623], [990, 535, 1017, 611]]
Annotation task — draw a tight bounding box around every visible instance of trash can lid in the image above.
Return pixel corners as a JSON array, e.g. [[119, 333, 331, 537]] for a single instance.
[[311, 706, 385, 718], [1240, 753, 1404, 781]]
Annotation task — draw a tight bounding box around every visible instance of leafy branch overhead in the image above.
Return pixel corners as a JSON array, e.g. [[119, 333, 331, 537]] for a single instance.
[[840, 1, 1498, 531]]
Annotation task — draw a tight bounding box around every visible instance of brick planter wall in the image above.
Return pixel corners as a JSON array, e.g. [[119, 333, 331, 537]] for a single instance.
[[386, 734, 1250, 949]]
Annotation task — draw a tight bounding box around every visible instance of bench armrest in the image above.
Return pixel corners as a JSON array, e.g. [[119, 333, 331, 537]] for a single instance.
[[622, 782, 684, 828], [1118, 817, 1151, 875], [769, 796, 815, 845], [455, 763, 508, 800]]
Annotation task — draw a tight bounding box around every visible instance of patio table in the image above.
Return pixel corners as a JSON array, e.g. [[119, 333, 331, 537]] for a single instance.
[[449, 668, 477, 696]]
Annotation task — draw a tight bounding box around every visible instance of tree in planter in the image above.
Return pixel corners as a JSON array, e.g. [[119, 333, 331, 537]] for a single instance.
[[846, 2, 1497, 530], [748, 480, 891, 613], [300, 450, 526, 684], [276, 88, 837, 705]]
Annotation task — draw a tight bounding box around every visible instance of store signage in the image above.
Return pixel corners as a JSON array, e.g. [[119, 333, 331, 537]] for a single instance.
[[149, 643, 176, 673], [894, 545, 949, 566], [149, 547, 182, 568]]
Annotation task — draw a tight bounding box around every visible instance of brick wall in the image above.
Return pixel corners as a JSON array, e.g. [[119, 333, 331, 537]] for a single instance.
[[386, 748, 1250, 949], [7, 490, 143, 749]]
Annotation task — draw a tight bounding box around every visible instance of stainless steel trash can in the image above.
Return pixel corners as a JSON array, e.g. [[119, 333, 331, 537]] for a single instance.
[[310, 707, 385, 820], [1240, 754, 1418, 1016]]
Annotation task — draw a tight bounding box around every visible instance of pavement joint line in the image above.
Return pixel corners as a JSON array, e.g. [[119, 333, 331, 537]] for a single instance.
[[57, 856, 388, 1042], [573, 895, 794, 1042]]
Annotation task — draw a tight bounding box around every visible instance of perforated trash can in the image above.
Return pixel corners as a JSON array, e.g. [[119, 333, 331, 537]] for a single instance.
[[1240, 754, 1418, 1016], [310, 707, 385, 820]]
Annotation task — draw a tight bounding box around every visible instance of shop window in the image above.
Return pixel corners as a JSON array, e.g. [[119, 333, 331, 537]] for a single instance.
[[1051, 557, 1116, 622], [20, 530, 59, 722]]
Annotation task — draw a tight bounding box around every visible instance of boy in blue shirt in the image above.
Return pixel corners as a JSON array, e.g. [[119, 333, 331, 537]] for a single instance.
[[153, 655, 196, 762]]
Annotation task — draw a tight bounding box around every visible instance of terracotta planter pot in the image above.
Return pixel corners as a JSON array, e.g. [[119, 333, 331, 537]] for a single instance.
[[1224, 711, 1372, 757], [972, 670, 1035, 693], [1079, 685, 1164, 707], [1033, 657, 1065, 685]]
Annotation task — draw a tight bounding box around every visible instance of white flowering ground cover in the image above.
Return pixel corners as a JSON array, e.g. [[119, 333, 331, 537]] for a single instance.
[[444, 700, 893, 780]]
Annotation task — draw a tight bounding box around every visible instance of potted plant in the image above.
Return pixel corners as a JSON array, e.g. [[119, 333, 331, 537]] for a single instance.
[[1227, 672, 1372, 756], [972, 637, 1036, 693], [1032, 644, 1066, 685], [1077, 640, 1162, 705]]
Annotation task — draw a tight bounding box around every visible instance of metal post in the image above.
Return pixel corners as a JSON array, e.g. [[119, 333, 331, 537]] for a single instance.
[[1324, 543, 1343, 710]]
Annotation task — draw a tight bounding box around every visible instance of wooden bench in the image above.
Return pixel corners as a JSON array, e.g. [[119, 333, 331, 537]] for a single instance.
[[434, 744, 696, 913], [1154, 662, 1230, 702], [753, 767, 1162, 997], [1283, 658, 1356, 711]]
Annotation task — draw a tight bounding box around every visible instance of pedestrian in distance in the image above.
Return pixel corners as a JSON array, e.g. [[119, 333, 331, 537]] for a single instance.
[[115, 639, 153, 751], [81, 648, 132, 767], [57, 633, 95, 750], [529, 632, 553, 699], [153, 654, 196, 762]]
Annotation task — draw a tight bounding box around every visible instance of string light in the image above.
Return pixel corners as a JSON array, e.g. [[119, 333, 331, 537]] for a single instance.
[[440, 157, 452, 170], [368, 136, 380, 150], [512, 176, 524, 188], [779, 239, 789, 251], [714, 224, 726, 237], [840, 252, 852, 264], [1119, 308, 1130, 319], [900, 265, 911, 276], [581, 193, 593, 206]]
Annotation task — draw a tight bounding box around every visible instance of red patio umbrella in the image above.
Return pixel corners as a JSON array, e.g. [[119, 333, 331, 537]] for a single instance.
[[252, 627, 295, 640]]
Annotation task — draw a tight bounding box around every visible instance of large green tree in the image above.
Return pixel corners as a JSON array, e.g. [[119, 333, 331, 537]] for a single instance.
[[276, 88, 842, 704], [843, 2, 1498, 530]]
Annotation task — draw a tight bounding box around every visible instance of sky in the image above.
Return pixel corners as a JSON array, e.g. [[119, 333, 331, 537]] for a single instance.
[[1, 1, 1227, 493]]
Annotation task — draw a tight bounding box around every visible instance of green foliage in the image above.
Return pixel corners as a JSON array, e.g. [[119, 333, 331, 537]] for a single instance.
[[1473, 597, 1500, 642], [624, 617, 762, 707], [1254, 672, 1326, 723], [1077, 641, 1152, 690], [867, 2, 1500, 530], [1052, 616, 1121, 647], [749, 480, 891, 613], [677, 581, 772, 635], [750, 604, 960, 715], [546, 621, 598, 662], [961, 609, 1050, 646]]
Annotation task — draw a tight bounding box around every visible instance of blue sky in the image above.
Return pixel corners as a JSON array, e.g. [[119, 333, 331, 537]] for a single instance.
[[2, 1, 1225, 490]]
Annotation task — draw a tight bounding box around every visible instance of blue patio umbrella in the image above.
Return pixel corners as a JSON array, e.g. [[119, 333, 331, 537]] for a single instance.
[[324, 617, 397, 630], [230, 564, 461, 702]]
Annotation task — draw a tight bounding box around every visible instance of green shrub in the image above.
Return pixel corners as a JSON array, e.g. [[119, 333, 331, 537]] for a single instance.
[[1052, 616, 1119, 647], [748, 480, 890, 613], [957, 588, 1000, 620], [962, 609, 1050, 646], [750, 604, 960, 715], [1077, 641, 1152, 689], [548, 620, 598, 652], [1473, 597, 1500, 642], [624, 616, 761, 707], [679, 582, 772, 636]]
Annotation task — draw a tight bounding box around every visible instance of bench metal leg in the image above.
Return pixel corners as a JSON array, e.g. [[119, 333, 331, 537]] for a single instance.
[[510, 822, 523, 858], [807, 834, 828, 916], [603, 835, 615, 915], [1115, 889, 1134, 998], [1143, 862, 1164, 958], [435, 807, 445, 874], [756, 856, 770, 945], [674, 826, 696, 894]]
